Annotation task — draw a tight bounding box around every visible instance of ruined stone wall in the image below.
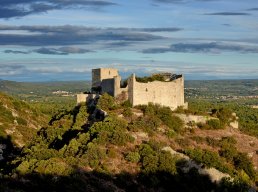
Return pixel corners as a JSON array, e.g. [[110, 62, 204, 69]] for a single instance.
[[100, 73, 129, 98], [92, 69, 100, 87], [128, 74, 135, 105], [92, 68, 118, 88], [128, 74, 185, 110], [174, 114, 217, 124], [77, 94, 87, 104], [77, 93, 99, 104], [101, 79, 115, 96], [113, 75, 128, 98], [88, 68, 186, 110]]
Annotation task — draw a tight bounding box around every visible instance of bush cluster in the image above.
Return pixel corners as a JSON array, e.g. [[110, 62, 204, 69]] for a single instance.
[[90, 115, 134, 146], [185, 147, 256, 181], [137, 103, 184, 133], [136, 74, 167, 83], [97, 93, 117, 111], [185, 148, 234, 175], [137, 143, 177, 175]]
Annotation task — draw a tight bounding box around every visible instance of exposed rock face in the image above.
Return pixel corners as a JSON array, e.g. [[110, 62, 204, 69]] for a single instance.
[[131, 132, 149, 142], [162, 146, 231, 183], [229, 113, 239, 129], [229, 121, 239, 129], [174, 113, 217, 124]]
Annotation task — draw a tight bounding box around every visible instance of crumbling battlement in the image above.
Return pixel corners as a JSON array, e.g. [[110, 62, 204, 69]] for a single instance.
[[128, 74, 186, 110], [77, 68, 187, 110]]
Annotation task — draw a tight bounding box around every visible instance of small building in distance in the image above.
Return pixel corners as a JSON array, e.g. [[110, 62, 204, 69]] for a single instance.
[[77, 68, 188, 110]]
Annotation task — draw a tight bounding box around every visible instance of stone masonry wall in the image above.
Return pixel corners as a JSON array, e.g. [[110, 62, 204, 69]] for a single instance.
[[101, 79, 115, 96], [76, 93, 99, 104], [92, 68, 118, 88], [128, 74, 185, 110], [80, 68, 186, 111]]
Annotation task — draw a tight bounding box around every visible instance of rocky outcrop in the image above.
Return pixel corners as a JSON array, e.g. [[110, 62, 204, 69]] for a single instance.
[[162, 146, 231, 183], [175, 113, 217, 125]]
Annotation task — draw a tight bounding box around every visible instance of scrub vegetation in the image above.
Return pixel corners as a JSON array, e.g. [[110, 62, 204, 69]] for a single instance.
[[0, 79, 257, 191]]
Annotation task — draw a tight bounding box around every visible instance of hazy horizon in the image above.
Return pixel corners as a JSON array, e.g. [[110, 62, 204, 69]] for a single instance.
[[0, 0, 258, 81], [1, 75, 257, 83]]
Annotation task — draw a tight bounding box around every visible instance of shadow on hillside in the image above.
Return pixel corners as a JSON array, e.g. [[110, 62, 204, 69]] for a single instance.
[[49, 105, 82, 126], [0, 165, 245, 192], [49, 129, 81, 150], [0, 135, 21, 174]]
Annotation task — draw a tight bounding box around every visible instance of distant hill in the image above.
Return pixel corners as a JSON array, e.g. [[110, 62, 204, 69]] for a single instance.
[[185, 79, 258, 99], [0, 80, 91, 104], [0, 80, 91, 96], [0, 92, 48, 147], [1, 79, 257, 99]]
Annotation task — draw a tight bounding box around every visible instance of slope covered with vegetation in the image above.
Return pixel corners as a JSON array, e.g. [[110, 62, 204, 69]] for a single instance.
[[0, 92, 48, 147], [0, 93, 257, 191]]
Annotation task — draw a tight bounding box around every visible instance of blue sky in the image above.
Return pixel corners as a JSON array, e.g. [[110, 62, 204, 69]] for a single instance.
[[0, 0, 258, 81]]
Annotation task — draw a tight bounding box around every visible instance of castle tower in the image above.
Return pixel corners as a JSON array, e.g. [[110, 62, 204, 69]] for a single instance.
[[92, 68, 119, 89], [78, 68, 187, 110]]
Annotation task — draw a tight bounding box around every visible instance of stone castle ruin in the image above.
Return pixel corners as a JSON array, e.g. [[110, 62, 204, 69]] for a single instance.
[[77, 68, 188, 110]]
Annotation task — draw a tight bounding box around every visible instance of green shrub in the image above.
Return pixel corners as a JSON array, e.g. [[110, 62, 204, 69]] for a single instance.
[[109, 130, 134, 146], [197, 122, 209, 129], [64, 139, 80, 156], [122, 107, 133, 118], [158, 151, 177, 174], [107, 148, 117, 158], [166, 130, 176, 138], [128, 116, 161, 135], [97, 93, 117, 111], [206, 137, 220, 147], [185, 148, 234, 175], [138, 143, 155, 157], [72, 104, 89, 128], [90, 115, 132, 146], [220, 136, 237, 149], [121, 100, 132, 108], [164, 115, 184, 132], [16, 160, 33, 175], [0, 105, 15, 123], [207, 119, 224, 129], [216, 107, 233, 125], [125, 152, 140, 163], [219, 148, 238, 162], [233, 153, 256, 179], [84, 143, 106, 168], [138, 103, 184, 132], [142, 154, 159, 173], [197, 119, 224, 130], [136, 74, 167, 83], [16, 117, 27, 126], [77, 133, 90, 145], [139, 143, 177, 174], [34, 158, 72, 175]]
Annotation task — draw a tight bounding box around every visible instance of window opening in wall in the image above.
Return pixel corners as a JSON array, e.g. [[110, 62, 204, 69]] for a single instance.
[[109, 71, 110, 75], [146, 88, 148, 92]]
